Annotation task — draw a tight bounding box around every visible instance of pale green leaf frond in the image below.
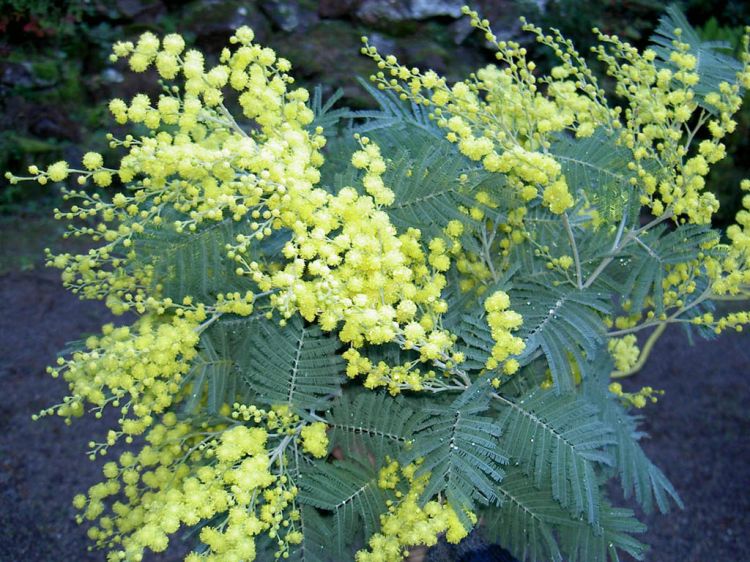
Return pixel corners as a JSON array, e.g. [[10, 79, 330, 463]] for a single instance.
[[241, 315, 345, 413], [559, 502, 648, 562], [512, 282, 610, 393], [135, 218, 247, 301], [326, 391, 422, 461], [482, 467, 567, 562], [405, 390, 507, 524], [298, 459, 386, 556], [494, 388, 615, 524], [650, 5, 744, 110], [583, 350, 683, 514], [550, 129, 635, 222]]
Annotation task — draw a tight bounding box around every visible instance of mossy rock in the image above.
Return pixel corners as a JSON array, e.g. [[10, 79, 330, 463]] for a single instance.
[[181, 0, 271, 53], [268, 21, 375, 107]]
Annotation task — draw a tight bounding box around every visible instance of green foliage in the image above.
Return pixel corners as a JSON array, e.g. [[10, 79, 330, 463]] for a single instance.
[[618, 224, 718, 314], [289, 506, 338, 562], [322, 83, 498, 241], [511, 282, 610, 393], [136, 218, 245, 301], [484, 465, 648, 562], [326, 392, 422, 461], [242, 315, 346, 413], [549, 128, 635, 222], [405, 389, 507, 523], [558, 501, 648, 562], [651, 4, 745, 109], [483, 465, 568, 562], [583, 359, 683, 514], [182, 324, 244, 415], [379, 140, 489, 239], [494, 388, 615, 524], [298, 459, 387, 556]]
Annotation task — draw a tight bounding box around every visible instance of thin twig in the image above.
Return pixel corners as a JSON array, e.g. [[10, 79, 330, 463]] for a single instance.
[[583, 210, 674, 289], [562, 212, 583, 289]]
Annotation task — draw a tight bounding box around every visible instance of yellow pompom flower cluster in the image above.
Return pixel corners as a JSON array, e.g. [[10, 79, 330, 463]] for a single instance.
[[608, 335, 640, 373], [300, 421, 329, 458], [74, 401, 331, 562], [8, 24, 322, 319], [9, 24, 525, 559], [593, 27, 750, 225], [358, 8, 616, 219], [483, 290, 525, 373], [355, 462, 475, 562], [228, 140, 475, 391], [39, 315, 199, 450], [75, 414, 304, 562], [351, 136, 394, 206], [707, 178, 750, 309], [609, 382, 663, 409]]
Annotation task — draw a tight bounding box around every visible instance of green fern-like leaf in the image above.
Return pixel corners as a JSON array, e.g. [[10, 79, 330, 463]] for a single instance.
[[298, 459, 386, 556], [405, 388, 506, 523], [242, 315, 345, 413], [135, 218, 246, 301], [381, 140, 491, 239], [326, 391, 422, 461], [511, 281, 610, 393], [452, 311, 499, 373], [650, 5, 744, 111], [253, 503, 336, 562], [289, 506, 337, 562], [352, 79, 441, 139], [182, 318, 259, 414], [481, 466, 567, 562], [620, 224, 718, 313], [484, 465, 648, 562], [583, 350, 683, 514], [308, 85, 350, 135], [558, 502, 648, 562], [550, 129, 635, 222], [494, 388, 615, 524], [603, 401, 682, 514]]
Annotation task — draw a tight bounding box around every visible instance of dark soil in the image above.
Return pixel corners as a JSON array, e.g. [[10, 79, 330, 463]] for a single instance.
[[0, 264, 748, 562]]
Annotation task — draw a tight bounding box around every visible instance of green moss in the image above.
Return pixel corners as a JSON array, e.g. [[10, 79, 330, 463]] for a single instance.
[[30, 59, 59, 83], [269, 21, 375, 107]]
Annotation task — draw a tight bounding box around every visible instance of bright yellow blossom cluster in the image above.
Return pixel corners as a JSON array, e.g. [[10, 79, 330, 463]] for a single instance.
[[709, 179, 750, 305], [608, 335, 640, 373], [38, 315, 199, 453], [609, 382, 663, 409], [355, 461, 474, 562], [300, 421, 329, 458], [8, 24, 322, 318], [592, 27, 750, 225], [358, 7, 614, 220], [484, 290, 525, 372], [75, 413, 307, 562]]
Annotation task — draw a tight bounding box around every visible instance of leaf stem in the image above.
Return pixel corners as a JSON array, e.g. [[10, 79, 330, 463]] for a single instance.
[[562, 212, 583, 289], [583, 209, 674, 289]]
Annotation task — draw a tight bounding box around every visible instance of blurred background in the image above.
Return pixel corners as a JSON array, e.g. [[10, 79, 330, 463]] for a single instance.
[[2, 0, 750, 230], [1, 1, 749, 561]]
